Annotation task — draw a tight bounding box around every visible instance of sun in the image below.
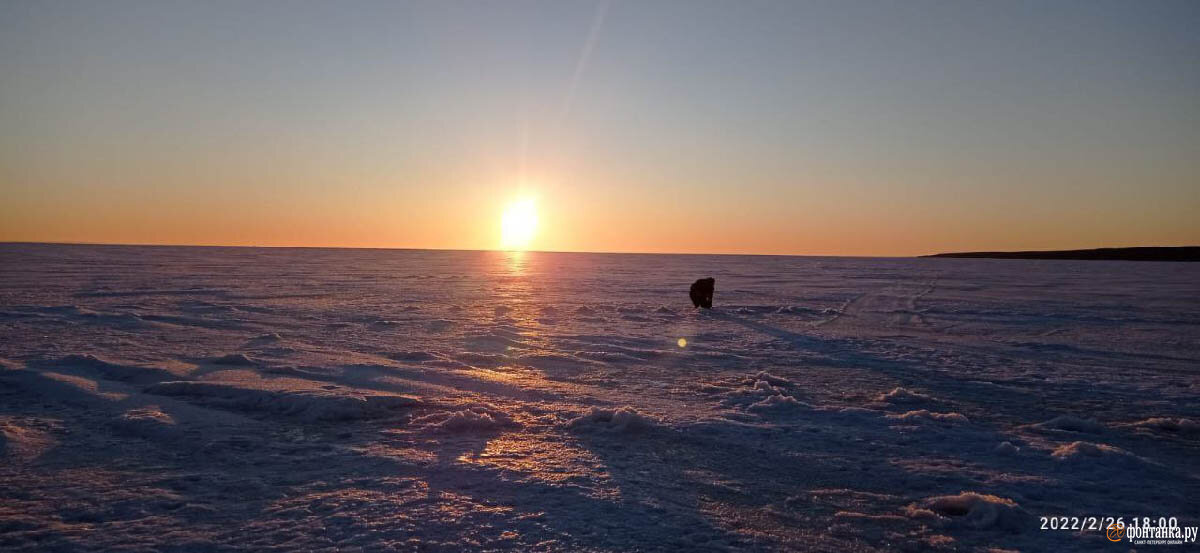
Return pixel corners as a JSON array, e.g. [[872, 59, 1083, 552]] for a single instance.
[[500, 198, 538, 250]]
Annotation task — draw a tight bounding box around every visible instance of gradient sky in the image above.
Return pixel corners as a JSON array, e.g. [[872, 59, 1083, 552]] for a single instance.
[[2, 0, 1197, 255]]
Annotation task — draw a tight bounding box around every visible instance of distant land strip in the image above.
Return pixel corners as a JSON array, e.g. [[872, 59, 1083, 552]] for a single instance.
[[922, 247, 1200, 262]]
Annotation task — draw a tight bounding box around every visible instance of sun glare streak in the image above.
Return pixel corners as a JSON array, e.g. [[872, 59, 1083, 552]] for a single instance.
[[500, 198, 538, 251], [557, 0, 610, 128]]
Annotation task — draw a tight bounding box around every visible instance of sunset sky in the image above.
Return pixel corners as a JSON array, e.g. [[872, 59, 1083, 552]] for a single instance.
[[2, 0, 1197, 256]]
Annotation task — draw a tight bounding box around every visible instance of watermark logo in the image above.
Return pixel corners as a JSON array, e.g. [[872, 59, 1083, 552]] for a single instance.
[[1107, 523, 1125, 543], [1124, 520, 1199, 546]]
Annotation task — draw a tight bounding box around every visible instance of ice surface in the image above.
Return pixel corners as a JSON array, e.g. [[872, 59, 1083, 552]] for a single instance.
[[419, 407, 519, 433], [1, 243, 1198, 551], [1031, 415, 1105, 434], [1049, 441, 1139, 462], [567, 406, 660, 432], [885, 409, 970, 423], [877, 386, 935, 403], [1126, 416, 1199, 434], [908, 492, 1031, 531]]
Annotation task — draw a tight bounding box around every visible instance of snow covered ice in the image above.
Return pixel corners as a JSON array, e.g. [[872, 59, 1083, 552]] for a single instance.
[[1, 243, 1197, 551]]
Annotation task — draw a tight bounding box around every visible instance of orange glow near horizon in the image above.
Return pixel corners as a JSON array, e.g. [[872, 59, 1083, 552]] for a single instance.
[[1, 176, 1197, 257]]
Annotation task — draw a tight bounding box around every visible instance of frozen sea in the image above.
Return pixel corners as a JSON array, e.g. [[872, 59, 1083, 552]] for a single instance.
[[1, 243, 1197, 552]]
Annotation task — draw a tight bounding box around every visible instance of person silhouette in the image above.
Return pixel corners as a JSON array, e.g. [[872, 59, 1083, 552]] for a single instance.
[[689, 277, 715, 309]]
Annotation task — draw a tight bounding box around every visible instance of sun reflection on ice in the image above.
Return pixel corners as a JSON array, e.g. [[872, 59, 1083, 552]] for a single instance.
[[503, 250, 528, 275], [455, 432, 618, 494]]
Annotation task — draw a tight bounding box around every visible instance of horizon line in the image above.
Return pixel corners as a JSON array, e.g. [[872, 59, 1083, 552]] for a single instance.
[[3, 240, 1194, 259], [0, 240, 905, 258]]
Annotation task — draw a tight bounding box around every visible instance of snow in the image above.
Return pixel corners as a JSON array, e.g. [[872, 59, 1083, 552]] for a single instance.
[[908, 492, 1031, 531], [1, 243, 1198, 552], [420, 407, 519, 433], [144, 380, 420, 422], [885, 409, 970, 424], [877, 386, 935, 403], [111, 407, 179, 440], [753, 370, 792, 387], [994, 441, 1020, 455], [210, 352, 260, 366], [746, 392, 812, 413], [1031, 415, 1105, 434], [567, 406, 659, 432], [1049, 441, 1139, 462], [1125, 417, 1200, 434]]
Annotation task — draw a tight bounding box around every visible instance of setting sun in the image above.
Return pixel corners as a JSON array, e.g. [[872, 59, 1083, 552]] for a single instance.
[[500, 198, 538, 250]]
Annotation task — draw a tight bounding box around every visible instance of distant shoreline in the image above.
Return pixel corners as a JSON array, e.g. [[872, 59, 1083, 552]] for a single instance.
[[0, 241, 905, 259], [3, 241, 1198, 261], [923, 247, 1200, 262]]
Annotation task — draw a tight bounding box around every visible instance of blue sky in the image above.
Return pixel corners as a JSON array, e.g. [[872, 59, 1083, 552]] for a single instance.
[[2, 0, 1197, 254]]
